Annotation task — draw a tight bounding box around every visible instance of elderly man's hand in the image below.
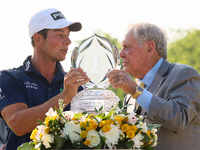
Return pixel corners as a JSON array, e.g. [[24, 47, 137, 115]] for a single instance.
[[107, 69, 137, 96]]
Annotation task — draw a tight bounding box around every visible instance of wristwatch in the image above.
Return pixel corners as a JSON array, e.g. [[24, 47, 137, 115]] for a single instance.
[[132, 86, 144, 99]]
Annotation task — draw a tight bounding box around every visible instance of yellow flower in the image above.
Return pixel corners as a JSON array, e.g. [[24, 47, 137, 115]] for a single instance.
[[114, 116, 123, 125], [88, 114, 95, 119], [45, 116, 50, 126], [127, 130, 135, 138], [53, 114, 60, 121], [123, 116, 128, 123], [99, 120, 106, 127], [72, 117, 77, 121], [115, 118, 122, 126], [102, 124, 111, 132], [86, 126, 94, 132], [80, 121, 86, 128], [130, 125, 137, 133], [74, 121, 79, 124], [85, 120, 97, 131], [121, 124, 130, 132], [115, 115, 124, 120], [105, 119, 114, 125], [30, 128, 38, 142], [45, 127, 51, 134], [147, 130, 151, 137], [89, 120, 98, 129], [80, 131, 88, 138], [84, 139, 91, 146]]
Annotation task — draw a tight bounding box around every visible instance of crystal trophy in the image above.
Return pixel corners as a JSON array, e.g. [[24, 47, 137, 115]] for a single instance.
[[70, 34, 120, 113]]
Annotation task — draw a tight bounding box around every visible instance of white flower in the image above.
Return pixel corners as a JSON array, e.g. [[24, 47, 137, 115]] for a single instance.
[[136, 122, 148, 133], [99, 124, 122, 149], [151, 128, 158, 135], [35, 125, 54, 148], [86, 130, 101, 148], [151, 129, 158, 147], [130, 133, 144, 149], [43, 134, 54, 148], [63, 111, 74, 121], [128, 111, 138, 124], [35, 125, 46, 142], [60, 122, 82, 143], [45, 107, 57, 117]]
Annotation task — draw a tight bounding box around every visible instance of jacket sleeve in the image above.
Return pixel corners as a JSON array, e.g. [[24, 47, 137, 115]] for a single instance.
[[147, 65, 200, 133]]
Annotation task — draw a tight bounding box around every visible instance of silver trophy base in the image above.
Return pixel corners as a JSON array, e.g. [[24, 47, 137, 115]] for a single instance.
[[70, 89, 120, 114]]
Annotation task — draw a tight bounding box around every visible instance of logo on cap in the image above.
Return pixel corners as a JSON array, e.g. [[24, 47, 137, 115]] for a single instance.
[[51, 11, 65, 20]]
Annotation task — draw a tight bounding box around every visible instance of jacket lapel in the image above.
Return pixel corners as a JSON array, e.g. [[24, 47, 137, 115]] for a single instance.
[[148, 59, 170, 95]]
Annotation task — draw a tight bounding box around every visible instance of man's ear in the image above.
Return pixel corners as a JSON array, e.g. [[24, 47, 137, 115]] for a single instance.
[[33, 33, 43, 46], [147, 41, 156, 58]]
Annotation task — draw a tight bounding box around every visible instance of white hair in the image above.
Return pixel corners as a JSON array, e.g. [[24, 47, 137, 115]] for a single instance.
[[126, 22, 168, 59]]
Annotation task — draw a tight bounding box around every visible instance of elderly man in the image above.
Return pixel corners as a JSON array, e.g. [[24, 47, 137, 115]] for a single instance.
[[108, 23, 200, 150]]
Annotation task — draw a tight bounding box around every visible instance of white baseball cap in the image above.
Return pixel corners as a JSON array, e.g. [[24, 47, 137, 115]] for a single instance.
[[28, 8, 82, 38]]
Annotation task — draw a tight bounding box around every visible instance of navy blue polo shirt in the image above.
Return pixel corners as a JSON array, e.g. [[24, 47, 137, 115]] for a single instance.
[[0, 56, 83, 150]]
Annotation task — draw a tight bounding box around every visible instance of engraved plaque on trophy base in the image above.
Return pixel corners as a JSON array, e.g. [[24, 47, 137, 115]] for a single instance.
[[70, 90, 120, 114]]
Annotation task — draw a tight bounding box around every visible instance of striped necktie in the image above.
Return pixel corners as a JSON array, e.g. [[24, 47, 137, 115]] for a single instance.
[[135, 81, 146, 115]]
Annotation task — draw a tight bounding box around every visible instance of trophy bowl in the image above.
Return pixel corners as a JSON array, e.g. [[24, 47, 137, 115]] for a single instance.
[[70, 34, 120, 113]]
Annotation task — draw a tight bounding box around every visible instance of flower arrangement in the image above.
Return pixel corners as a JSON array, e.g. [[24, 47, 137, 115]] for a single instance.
[[18, 99, 160, 150]]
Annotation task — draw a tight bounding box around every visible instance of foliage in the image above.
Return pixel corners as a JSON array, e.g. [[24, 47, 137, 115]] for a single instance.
[[17, 99, 160, 150], [168, 29, 200, 73]]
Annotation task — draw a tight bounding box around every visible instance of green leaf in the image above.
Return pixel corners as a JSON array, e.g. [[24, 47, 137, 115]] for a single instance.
[[95, 107, 98, 113], [147, 124, 161, 131], [99, 105, 103, 111], [145, 145, 155, 150], [38, 119, 45, 125], [106, 109, 114, 118], [81, 108, 87, 113], [141, 132, 151, 145], [135, 128, 142, 134], [125, 140, 134, 149], [96, 113, 105, 119], [86, 121, 89, 127], [123, 103, 132, 108], [74, 113, 82, 119], [17, 142, 36, 150], [95, 142, 102, 149], [54, 135, 66, 149], [101, 136, 106, 143], [82, 111, 87, 115], [91, 116, 99, 123], [118, 100, 123, 109], [55, 106, 59, 113]]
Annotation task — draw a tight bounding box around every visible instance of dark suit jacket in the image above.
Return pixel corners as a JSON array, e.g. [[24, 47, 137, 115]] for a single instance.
[[125, 59, 200, 150]]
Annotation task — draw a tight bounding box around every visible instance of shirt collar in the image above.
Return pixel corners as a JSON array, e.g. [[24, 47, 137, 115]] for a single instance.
[[24, 55, 66, 77], [140, 58, 163, 88]]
